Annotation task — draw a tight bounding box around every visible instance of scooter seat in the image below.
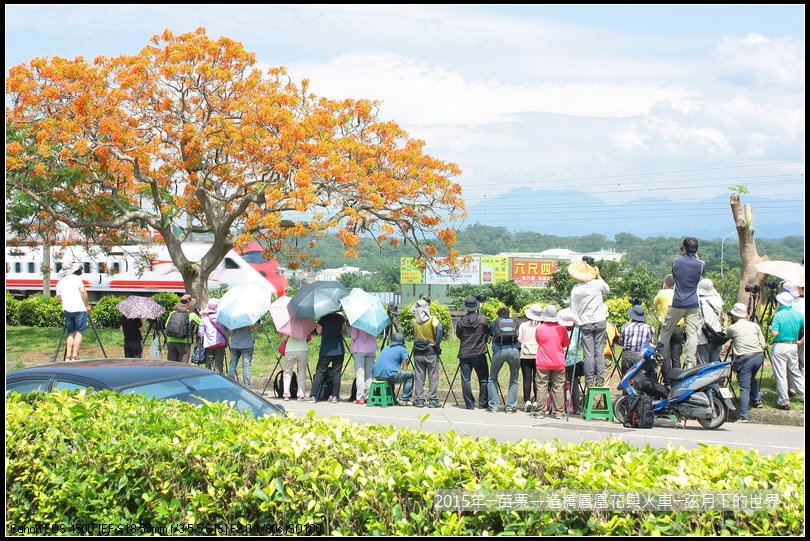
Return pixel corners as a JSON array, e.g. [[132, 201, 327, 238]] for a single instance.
[[668, 365, 705, 382]]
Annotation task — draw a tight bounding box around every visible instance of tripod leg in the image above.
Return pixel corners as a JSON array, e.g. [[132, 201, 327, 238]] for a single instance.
[[52, 325, 68, 362], [442, 362, 461, 407], [88, 315, 107, 358], [261, 351, 284, 397]]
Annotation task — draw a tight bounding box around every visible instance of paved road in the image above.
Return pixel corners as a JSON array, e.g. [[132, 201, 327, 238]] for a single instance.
[[270, 398, 804, 456]]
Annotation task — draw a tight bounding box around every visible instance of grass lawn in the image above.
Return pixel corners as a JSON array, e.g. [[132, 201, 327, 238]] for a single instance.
[[5, 326, 803, 414]]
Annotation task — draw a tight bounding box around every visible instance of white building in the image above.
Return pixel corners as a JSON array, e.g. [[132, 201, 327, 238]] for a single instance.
[[314, 266, 373, 282]]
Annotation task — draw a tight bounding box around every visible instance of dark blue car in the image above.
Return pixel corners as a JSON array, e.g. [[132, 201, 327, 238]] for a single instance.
[[6, 359, 284, 418]]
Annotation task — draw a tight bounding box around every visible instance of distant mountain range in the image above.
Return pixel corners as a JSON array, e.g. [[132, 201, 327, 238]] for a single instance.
[[464, 188, 803, 239]]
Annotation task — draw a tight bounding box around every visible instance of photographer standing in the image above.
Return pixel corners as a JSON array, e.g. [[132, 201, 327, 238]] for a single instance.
[[456, 296, 490, 409], [569, 257, 610, 388], [696, 279, 724, 364], [770, 292, 805, 410], [656, 237, 704, 371]]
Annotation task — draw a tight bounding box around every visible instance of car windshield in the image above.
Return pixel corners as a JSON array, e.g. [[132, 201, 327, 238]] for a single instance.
[[121, 373, 278, 418]]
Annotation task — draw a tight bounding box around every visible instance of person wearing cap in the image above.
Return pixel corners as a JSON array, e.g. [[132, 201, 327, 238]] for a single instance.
[[518, 304, 543, 412], [199, 299, 229, 373], [653, 274, 684, 381], [486, 307, 521, 413], [568, 258, 610, 388], [696, 278, 724, 365], [410, 299, 444, 408], [770, 292, 805, 409], [726, 303, 766, 421], [619, 305, 654, 377], [55, 260, 92, 361], [371, 332, 414, 406], [783, 281, 805, 377], [657, 237, 704, 371], [533, 305, 570, 419], [456, 296, 490, 410], [165, 294, 201, 362], [558, 308, 584, 413]]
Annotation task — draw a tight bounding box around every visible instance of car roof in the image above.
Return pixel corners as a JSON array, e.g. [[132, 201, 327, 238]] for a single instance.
[[7, 359, 216, 390]]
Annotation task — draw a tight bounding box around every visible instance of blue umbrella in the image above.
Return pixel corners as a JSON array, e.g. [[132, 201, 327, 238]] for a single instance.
[[216, 284, 275, 329], [289, 281, 349, 319], [340, 288, 390, 337]]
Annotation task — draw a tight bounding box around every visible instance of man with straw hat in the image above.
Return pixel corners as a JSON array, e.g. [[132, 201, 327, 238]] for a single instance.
[[726, 302, 765, 422], [568, 257, 610, 388]]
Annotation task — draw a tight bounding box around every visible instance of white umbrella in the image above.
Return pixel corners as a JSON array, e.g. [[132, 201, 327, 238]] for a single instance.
[[755, 260, 804, 288], [216, 284, 275, 329]]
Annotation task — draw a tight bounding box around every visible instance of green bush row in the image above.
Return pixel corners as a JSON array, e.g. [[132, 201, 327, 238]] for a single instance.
[[6, 392, 804, 535], [4, 293, 182, 329]]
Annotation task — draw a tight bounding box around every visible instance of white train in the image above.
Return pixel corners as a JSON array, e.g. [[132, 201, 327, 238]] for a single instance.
[[5, 243, 286, 300]]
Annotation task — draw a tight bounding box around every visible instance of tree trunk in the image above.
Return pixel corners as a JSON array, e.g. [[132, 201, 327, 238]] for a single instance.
[[730, 194, 769, 305], [42, 235, 52, 297]]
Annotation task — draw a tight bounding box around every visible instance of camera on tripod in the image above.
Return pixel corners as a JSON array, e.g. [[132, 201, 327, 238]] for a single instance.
[[765, 279, 779, 290], [630, 297, 643, 307], [744, 284, 761, 294], [582, 255, 596, 266]]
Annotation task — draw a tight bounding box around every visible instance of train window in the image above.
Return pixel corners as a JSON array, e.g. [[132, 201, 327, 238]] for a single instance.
[[241, 251, 267, 263], [98, 262, 108, 273], [14, 262, 22, 273], [83, 262, 91, 273], [56, 262, 63, 274], [28, 262, 35, 273], [224, 258, 239, 269], [112, 262, 121, 274]]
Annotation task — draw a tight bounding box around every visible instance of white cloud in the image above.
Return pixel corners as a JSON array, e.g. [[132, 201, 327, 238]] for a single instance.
[[714, 33, 805, 88]]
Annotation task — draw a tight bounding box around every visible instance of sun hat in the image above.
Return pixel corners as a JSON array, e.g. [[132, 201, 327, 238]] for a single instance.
[[783, 282, 800, 298], [539, 305, 559, 323], [58, 260, 81, 278], [391, 332, 405, 346], [174, 294, 198, 311], [524, 304, 544, 321], [412, 299, 431, 324], [463, 296, 480, 312], [729, 303, 748, 318], [776, 292, 795, 306], [568, 261, 598, 282], [698, 278, 719, 297], [557, 308, 575, 327], [627, 305, 647, 322]]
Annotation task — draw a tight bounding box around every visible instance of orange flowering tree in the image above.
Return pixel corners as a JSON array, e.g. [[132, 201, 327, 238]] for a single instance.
[[6, 29, 465, 301]]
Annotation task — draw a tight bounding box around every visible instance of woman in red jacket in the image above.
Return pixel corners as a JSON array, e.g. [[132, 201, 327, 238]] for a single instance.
[[534, 305, 570, 419]]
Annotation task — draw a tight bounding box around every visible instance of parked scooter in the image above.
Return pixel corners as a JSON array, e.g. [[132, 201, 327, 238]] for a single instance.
[[614, 344, 737, 429]]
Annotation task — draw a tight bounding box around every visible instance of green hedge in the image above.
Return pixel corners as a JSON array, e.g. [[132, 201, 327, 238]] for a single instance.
[[6, 392, 804, 535], [14, 294, 63, 327]]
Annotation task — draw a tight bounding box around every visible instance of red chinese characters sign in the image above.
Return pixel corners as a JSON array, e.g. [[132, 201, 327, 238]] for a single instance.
[[511, 259, 558, 288]]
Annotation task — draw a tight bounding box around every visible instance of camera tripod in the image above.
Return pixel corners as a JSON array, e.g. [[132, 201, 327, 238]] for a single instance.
[[52, 313, 107, 362]]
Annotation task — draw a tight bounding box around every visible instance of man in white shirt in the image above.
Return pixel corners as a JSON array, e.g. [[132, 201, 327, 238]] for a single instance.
[[55, 260, 92, 361]]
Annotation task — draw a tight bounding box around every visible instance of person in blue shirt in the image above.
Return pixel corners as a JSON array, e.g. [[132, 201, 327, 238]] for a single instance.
[[770, 292, 805, 409], [657, 237, 704, 371], [371, 333, 414, 406]]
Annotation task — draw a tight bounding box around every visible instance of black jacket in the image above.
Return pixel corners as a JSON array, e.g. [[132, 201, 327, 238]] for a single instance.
[[456, 313, 489, 358]]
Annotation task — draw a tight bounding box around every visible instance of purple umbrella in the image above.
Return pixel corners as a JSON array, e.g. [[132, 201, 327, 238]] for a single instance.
[[116, 295, 166, 320], [269, 295, 317, 340]]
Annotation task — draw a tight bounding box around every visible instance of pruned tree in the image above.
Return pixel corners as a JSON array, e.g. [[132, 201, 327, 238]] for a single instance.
[[6, 28, 465, 303], [730, 193, 769, 304]]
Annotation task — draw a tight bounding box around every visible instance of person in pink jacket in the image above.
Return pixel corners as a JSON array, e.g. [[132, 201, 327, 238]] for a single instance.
[[199, 299, 228, 373], [534, 305, 570, 419]]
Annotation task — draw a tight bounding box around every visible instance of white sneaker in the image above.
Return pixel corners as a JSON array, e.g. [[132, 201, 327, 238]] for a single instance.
[[524, 401, 534, 413]]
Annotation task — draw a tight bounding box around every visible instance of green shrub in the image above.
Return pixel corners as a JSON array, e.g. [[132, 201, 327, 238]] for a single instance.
[[90, 295, 126, 328], [398, 300, 453, 340], [152, 292, 180, 328], [606, 297, 632, 327], [15, 294, 63, 327], [481, 298, 507, 321], [6, 292, 20, 325], [5, 392, 804, 535]]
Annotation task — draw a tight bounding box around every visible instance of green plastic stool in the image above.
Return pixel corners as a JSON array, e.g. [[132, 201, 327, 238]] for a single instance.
[[367, 380, 395, 407], [582, 387, 614, 421]]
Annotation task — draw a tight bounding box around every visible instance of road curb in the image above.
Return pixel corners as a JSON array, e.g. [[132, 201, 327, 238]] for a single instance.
[[250, 376, 804, 428]]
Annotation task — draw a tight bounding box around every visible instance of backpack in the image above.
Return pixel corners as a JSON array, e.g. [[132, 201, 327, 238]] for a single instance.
[[273, 370, 298, 399], [165, 311, 191, 339], [623, 394, 655, 429], [493, 318, 519, 345]]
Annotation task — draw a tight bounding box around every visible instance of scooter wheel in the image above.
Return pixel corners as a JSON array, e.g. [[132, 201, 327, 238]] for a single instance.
[[697, 393, 727, 429], [613, 395, 628, 423]]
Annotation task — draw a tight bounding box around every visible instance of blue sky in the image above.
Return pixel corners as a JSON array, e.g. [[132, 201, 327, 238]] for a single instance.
[[5, 5, 805, 234]]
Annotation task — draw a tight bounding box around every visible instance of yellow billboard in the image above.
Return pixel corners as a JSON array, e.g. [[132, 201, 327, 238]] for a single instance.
[[480, 256, 509, 284], [400, 258, 424, 285]]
